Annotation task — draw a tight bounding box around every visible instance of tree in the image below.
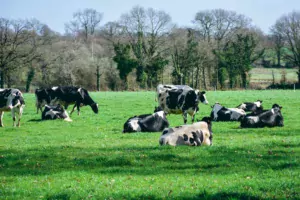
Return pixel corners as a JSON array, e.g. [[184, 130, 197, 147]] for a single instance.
[[113, 43, 137, 90], [270, 26, 284, 67], [272, 11, 300, 83], [0, 18, 50, 88], [119, 5, 173, 88], [214, 33, 264, 88]]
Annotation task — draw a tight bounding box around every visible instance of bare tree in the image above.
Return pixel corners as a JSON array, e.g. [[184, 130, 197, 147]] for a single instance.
[[272, 11, 300, 83], [270, 26, 284, 67]]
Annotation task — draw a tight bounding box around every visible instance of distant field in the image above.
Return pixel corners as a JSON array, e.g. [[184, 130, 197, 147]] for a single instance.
[[0, 91, 299, 199], [250, 68, 298, 83]]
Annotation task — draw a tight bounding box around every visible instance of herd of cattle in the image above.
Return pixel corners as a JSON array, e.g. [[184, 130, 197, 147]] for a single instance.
[[0, 84, 284, 147]]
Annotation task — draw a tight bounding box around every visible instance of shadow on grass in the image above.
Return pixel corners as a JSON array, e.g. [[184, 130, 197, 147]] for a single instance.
[[0, 144, 298, 177]]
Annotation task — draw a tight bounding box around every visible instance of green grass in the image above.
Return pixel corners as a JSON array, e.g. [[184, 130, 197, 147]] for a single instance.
[[0, 90, 299, 199]]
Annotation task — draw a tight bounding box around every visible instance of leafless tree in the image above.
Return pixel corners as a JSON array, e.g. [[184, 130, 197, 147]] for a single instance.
[[272, 11, 300, 83]]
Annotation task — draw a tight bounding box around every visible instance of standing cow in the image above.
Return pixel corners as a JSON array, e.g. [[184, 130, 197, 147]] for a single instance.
[[0, 88, 25, 127], [35, 86, 98, 115], [156, 84, 208, 124]]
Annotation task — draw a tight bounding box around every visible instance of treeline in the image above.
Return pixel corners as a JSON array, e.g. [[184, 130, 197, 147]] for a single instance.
[[0, 6, 300, 91]]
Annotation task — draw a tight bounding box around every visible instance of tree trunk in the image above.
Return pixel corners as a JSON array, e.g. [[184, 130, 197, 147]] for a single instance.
[[277, 51, 281, 67], [96, 65, 101, 91], [26, 67, 35, 92], [202, 67, 207, 90], [0, 70, 4, 88]]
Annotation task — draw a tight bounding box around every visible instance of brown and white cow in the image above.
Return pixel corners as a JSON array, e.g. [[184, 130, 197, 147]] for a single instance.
[[156, 84, 209, 124], [159, 117, 213, 146], [0, 88, 25, 127]]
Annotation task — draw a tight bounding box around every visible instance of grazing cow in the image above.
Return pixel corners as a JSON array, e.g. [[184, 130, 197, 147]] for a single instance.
[[0, 88, 25, 127], [42, 104, 72, 122], [240, 104, 283, 128], [210, 103, 246, 121], [156, 84, 209, 124], [159, 117, 213, 146], [123, 111, 169, 133], [237, 100, 263, 113], [35, 86, 98, 115]]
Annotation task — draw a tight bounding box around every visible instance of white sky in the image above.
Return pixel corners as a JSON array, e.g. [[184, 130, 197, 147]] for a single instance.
[[1, 0, 299, 34]]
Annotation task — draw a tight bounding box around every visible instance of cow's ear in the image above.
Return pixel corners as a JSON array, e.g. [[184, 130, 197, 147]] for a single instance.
[[201, 91, 206, 94], [279, 106, 283, 110]]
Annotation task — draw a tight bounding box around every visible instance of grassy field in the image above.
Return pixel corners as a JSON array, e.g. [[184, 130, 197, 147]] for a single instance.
[[0, 90, 299, 199]]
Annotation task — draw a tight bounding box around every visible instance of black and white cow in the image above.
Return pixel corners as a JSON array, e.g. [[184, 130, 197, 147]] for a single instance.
[[35, 86, 98, 115], [237, 100, 263, 113], [42, 104, 72, 122], [240, 104, 284, 128], [123, 111, 169, 133], [210, 103, 246, 121], [159, 117, 213, 146], [0, 88, 25, 127], [156, 84, 209, 124]]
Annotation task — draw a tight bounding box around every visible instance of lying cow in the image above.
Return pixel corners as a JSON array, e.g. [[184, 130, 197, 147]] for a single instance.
[[123, 111, 169, 133], [156, 84, 209, 124], [240, 104, 283, 128], [237, 100, 263, 113], [159, 117, 213, 146], [0, 88, 25, 127], [42, 104, 72, 122], [35, 86, 98, 115], [211, 103, 246, 121]]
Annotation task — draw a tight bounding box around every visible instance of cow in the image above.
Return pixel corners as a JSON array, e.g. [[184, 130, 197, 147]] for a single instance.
[[210, 103, 246, 121], [0, 88, 25, 127], [159, 116, 213, 146], [245, 103, 281, 117], [237, 100, 263, 113], [35, 86, 98, 115], [123, 111, 169, 133], [240, 104, 284, 128], [42, 104, 72, 122], [156, 84, 209, 124]]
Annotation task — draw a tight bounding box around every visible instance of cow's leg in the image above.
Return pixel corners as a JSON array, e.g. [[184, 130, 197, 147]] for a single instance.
[[11, 109, 16, 127], [76, 103, 80, 115], [17, 106, 24, 127], [70, 104, 76, 116], [0, 111, 4, 127], [183, 111, 188, 124]]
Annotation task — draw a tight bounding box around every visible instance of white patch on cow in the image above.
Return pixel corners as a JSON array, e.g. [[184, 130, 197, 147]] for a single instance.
[[238, 103, 246, 110], [0, 89, 5, 92], [45, 110, 61, 119], [254, 101, 262, 107], [155, 111, 165, 119], [63, 110, 72, 122], [271, 108, 275, 114], [212, 104, 223, 120], [202, 94, 209, 104], [77, 88, 82, 92], [51, 86, 58, 91], [228, 108, 246, 115], [129, 119, 141, 131], [248, 116, 259, 123]]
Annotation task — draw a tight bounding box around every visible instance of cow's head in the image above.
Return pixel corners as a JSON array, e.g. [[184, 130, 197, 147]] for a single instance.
[[154, 106, 163, 112], [122, 118, 141, 133], [272, 105, 284, 127], [197, 91, 209, 105], [254, 100, 263, 107], [90, 103, 99, 114]]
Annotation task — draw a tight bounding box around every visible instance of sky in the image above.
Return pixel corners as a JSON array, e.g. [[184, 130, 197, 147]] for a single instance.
[[1, 0, 299, 34]]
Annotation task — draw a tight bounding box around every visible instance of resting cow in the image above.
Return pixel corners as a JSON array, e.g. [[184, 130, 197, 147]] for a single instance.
[[240, 104, 284, 128], [35, 86, 98, 115], [42, 104, 72, 122], [0, 88, 25, 127], [123, 111, 169, 133], [211, 103, 246, 121], [237, 100, 263, 113], [159, 117, 213, 146], [156, 84, 209, 124]]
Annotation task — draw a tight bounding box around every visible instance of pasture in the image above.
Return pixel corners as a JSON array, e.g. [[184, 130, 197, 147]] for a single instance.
[[0, 90, 299, 199]]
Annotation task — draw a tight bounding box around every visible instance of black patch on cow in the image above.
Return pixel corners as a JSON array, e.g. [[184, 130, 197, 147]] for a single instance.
[[199, 91, 206, 103], [0, 89, 12, 107], [175, 126, 182, 128], [189, 137, 195, 145], [182, 90, 198, 111], [183, 134, 188, 141], [166, 89, 183, 109], [162, 129, 169, 135], [192, 131, 203, 146], [159, 93, 161, 98]]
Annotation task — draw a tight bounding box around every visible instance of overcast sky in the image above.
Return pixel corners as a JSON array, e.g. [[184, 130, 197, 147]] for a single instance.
[[1, 0, 299, 34]]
